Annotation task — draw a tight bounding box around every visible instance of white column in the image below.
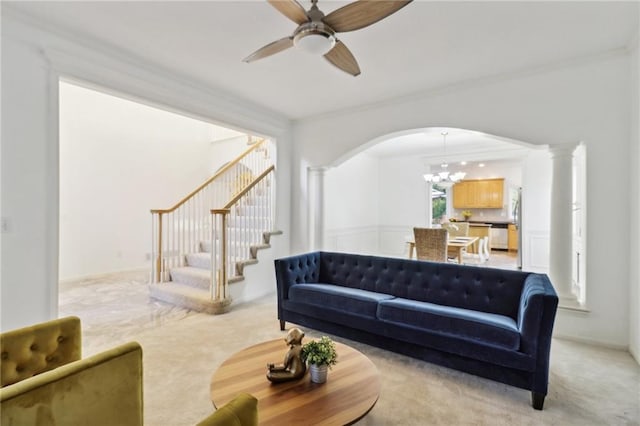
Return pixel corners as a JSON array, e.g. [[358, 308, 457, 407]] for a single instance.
[[548, 144, 579, 308], [308, 167, 328, 251], [423, 164, 433, 226], [426, 183, 433, 226]]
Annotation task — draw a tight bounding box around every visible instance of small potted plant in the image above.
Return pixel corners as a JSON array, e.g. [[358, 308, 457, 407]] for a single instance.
[[462, 210, 473, 221], [301, 336, 338, 383]]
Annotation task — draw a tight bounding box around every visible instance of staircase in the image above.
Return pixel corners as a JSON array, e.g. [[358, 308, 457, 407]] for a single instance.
[[148, 137, 280, 314]]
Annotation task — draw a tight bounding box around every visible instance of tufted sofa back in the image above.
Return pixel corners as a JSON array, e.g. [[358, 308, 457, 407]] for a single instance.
[[317, 252, 529, 320], [1, 316, 81, 387]]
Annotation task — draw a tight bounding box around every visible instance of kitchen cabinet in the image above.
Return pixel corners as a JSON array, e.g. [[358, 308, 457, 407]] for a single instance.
[[508, 223, 518, 252], [453, 178, 504, 208]]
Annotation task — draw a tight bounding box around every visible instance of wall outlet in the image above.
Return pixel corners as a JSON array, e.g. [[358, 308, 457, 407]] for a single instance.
[[145, 253, 151, 261]]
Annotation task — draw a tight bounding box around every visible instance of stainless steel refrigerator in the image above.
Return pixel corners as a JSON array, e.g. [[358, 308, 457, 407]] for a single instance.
[[513, 187, 523, 269]]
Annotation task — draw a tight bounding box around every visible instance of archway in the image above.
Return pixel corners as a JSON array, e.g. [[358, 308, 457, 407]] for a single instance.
[[321, 126, 549, 270]]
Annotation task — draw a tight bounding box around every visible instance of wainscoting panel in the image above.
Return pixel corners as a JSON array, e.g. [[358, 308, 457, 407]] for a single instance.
[[523, 231, 550, 273], [325, 226, 380, 255], [378, 226, 414, 258]]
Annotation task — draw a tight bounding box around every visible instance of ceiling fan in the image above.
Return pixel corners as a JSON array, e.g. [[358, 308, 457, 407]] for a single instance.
[[243, 0, 413, 76]]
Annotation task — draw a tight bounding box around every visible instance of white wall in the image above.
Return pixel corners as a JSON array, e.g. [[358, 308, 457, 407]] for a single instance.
[[378, 156, 430, 228], [0, 13, 292, 331], [629, 40, 639, 361], [324, 154, 379, 253], [210, 135, 250, 175], [59, 82, 218, 280], [1, 34, 55, 330], [521, 151, 552, 273], [377, 156, 432, 257], [293, 52, 632, 348]]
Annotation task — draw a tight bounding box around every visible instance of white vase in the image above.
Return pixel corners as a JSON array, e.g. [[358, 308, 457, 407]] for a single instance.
[[309, 363, 328, 383]]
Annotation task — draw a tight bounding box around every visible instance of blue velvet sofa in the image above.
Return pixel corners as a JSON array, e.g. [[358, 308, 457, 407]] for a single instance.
[[274, 251, 558, 409]]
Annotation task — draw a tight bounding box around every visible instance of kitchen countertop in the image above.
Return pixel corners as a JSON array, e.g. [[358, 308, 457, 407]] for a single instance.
[[467, 219, 515, 225]]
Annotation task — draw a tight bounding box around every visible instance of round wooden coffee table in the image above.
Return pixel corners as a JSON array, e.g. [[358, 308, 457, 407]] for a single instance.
[[210, 338, 380, 425]]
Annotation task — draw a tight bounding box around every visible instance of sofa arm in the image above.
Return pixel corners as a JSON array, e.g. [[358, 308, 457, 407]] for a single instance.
[[517, 274, 558, 355], [274, 252, 321, 301], [1, 341, 143, 426], [1, 316, 82, 387], [274, 252, 321, 325], [517, 274, 558, 401]]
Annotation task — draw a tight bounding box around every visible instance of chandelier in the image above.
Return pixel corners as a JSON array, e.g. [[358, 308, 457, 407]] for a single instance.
[[423, 131, 466, 184]]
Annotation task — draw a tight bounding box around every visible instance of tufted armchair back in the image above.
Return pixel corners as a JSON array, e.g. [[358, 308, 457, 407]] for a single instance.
[[1, 316, 81, 387]]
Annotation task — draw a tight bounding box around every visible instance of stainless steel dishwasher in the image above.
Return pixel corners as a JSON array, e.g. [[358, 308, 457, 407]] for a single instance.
[[490, 223, 509, 250]]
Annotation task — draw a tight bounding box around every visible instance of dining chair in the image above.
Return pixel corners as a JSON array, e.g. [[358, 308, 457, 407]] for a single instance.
[[442, 222, 471, 262], [413, 227, 448, 262], [463, 236, 489, 265], [442, 222, 470, 237]]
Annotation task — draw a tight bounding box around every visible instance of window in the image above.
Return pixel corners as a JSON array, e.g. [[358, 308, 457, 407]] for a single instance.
[[432, 184, 448, 224]]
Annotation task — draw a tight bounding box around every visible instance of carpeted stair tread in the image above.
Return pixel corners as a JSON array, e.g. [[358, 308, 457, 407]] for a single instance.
[[185, 252, 213, 269], [170, 266, 211, 290], [148, 282, 231, 315]]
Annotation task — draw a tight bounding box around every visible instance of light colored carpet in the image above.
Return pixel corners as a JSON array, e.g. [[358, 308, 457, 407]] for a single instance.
[[59, 271, 639, 426]]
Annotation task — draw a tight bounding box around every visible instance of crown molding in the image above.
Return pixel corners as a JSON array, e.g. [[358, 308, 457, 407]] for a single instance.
[[2, 4, 292, 137], [295, 46, 631, 125]]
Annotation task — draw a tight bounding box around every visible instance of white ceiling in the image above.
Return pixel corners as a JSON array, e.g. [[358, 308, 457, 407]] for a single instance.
[[5, 1, 637, 162], [5, 1, 639, 121]]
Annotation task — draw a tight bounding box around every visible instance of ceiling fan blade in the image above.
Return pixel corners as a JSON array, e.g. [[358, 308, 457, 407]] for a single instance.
[[324, 40, 361, 76], [243, 37, 294, 63], [323, 0, 412, 33], [267, 0, 309, 25]]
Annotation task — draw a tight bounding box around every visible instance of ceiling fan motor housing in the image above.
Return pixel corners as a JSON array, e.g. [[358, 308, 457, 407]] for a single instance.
[[293, 22, 336, 55]]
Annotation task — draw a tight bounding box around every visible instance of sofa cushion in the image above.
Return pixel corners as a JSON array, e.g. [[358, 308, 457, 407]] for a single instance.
[[289, 284, 395, 318], [377, 298, 520, 350]]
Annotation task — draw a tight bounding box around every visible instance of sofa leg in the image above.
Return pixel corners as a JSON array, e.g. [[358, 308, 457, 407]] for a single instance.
[[531, 392, 545, 410], [279, 320, 285, 331]]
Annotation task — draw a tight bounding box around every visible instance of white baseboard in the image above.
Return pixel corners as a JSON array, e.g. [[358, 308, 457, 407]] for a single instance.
[[59, 267, 148, 285], [553, 333, 629, 352]]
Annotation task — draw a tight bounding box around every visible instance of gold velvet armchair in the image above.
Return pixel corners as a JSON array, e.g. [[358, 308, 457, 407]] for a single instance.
[[1, 316, 144, 426], [197, 393, 258, 426], [1, 317, 257, 426]]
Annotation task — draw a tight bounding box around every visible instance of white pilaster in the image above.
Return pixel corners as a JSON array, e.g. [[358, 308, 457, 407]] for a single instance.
[[548, 144, 580, 308], [308, 167, 328, 251]]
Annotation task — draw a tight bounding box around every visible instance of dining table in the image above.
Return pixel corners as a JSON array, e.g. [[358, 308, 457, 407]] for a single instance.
[[407, 236, 479, 264]]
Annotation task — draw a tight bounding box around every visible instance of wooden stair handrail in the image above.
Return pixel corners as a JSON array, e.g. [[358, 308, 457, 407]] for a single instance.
[[210, 165, 275, 298], [212, 165, 275, 212], [151, 137, 266, 214]]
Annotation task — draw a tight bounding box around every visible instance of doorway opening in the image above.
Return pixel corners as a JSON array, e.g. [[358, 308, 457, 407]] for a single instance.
[[57, 79, 262, 329]]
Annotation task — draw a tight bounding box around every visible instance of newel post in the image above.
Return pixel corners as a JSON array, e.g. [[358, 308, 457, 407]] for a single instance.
[[156, 212, 163, 283], [211, 208, 230, 301]]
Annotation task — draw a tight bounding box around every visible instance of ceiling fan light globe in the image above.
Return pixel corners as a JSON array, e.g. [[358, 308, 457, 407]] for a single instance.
[[293, 23, 337, 55], [294, 32, 336, 55]]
